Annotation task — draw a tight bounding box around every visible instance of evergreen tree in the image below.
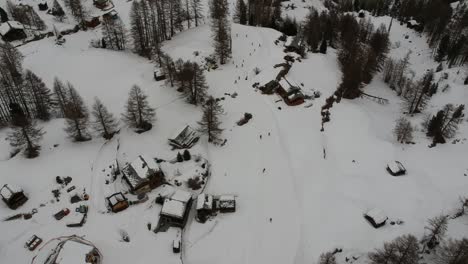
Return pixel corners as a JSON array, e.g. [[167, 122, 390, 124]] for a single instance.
[[421, 215, 448, 252], [368, 234, 419, 264], [436, 35, 450, 62], [435, 238, 468, 264], [91, 97, 118, 139], [53, 77, 69, 117], [210, 0, 231, 65], [64, 0, 86, 27], [427, 104, 465, 145], [7, 102, 44, 158], [394, 117, 413, 143], [52, 0, 66, 21], [23, 70, 54, 121], [198, 96, 224, 143], [319, 37, 327, 54], [234, 0, 247, 25], [183, 149, 191, 160], [180, 62, 208, 105], [122, 85, 156, 133], [191, 0, 203, 27], [102, 16, 128, 50], [63, 83, 91, 142], [318, 252, 336, 264]]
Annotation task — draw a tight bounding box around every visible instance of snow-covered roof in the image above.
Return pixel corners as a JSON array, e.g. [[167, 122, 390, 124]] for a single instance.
[[365, 209, 388, 225], [123, 155, 160, 189], [169, 125, 199, 147], [387, 161, 405, 174], [161, 198, 186, 219], [55, 240, 95, 264], [219, 195, 235, 209], [0, 184, 22, 199], [0, 21, 24, 36], [196, 193, 213, 210], [107, 193, 126, 206], [408, 20, 419, 26], [172, 190, 192, 203]]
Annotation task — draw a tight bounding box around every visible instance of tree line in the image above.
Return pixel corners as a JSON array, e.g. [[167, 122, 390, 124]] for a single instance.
[[318, 211, 468, 264]]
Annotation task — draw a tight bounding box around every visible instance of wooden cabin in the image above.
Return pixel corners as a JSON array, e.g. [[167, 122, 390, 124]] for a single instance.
[[0, 21, 26, 42], [386, 161, 406, 176], [160, 190, 193, 228], [122, 155, 165, 195], [154, 70, 166, 81], [216, 195, 236, 213], [106, 192, 129, 213], [364, 209, 388, 228], [168, 125, 200, 149], [0, 184, 28, 209], [196, 193, 214, 223]]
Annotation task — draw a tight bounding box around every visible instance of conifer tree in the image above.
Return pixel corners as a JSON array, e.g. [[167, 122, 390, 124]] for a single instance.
[[191, 0, 203, 27], [23, 70, 54, 121], [102, 16, 128, 50], [7, 103, 44, 158], [52, 0, 66, 21], [435, 238, 468, 264], [64, 0, 86, 28], [234, 0, 247, 25], [91, 97, 118, 139], [53, 77, 69, 117], [421, 215, 448, 252], [394, 117, 413, 143], [369, 234, 419, 264], [318, 252, 336, 264], [198, 96, 224, 143], [63, 83, 91, 141], [210, 0, 231, 65], [122, 85, 156, 132], [319, 37, 327, 54]]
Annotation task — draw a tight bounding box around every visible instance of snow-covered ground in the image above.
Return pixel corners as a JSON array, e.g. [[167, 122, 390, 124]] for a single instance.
[[1, 1, 468, 264]]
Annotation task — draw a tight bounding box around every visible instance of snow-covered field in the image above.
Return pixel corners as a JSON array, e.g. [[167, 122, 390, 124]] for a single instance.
[[1, 1, 467, 264]]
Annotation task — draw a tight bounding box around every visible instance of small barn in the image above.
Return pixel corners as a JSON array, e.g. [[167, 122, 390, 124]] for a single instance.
[[49, 237, 102, 264], [364, 208, 388, 228], [122, 155, 165, 195], [407, 20, 423, 31], [278, 79, 305, 106], [168, 125, 200, 149], [106, 192, 129, 213], [196, 193, 213, 223], [0, 21, 27, 42], [216, 195, 236, 213], [153, 70, 166, 81], [160, 190, 193, 228], [386, 161, 406, 176], [0, 184, 28, 209]]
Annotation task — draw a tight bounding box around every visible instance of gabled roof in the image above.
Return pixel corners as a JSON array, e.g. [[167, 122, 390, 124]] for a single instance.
[[172, 190, 192, 203], [0, 21, 24, 36], [122, 155, 160, 189], [365, 208, 388, 225], [169, 125, 199, 148], [0, 184, 22, 200], [196, 193, 213, 210], [161, 198, 186, 219], [106, 192, 127, 206]]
